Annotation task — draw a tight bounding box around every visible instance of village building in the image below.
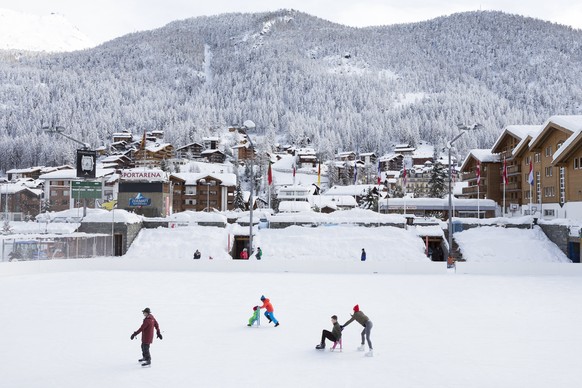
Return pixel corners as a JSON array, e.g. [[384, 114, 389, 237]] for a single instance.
[[460, 149, 502, 207], [170, 172, 236, 212]]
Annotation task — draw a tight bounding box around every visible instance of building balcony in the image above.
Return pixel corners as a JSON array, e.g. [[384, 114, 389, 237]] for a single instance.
[[505, 164, 521, 176], [500, 182, 522, 191], [463, 171, 488, 181], [462, 185, 488, 195]]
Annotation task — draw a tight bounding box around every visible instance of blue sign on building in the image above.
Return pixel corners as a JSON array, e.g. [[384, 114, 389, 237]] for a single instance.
[[129, 193, 151, 207]]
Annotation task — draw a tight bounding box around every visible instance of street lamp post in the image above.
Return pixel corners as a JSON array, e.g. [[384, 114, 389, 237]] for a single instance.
[[42, 126, 91, 150], [447, 123, 482, 268], [240, 120, 256, 255]]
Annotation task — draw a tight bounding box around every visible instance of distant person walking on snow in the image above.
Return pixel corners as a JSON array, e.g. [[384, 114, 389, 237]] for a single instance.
[[361, 248, 366, 261], [130, 307, 162, 367], [193, 249, 201, 259], [260, 295, 279, 327], [341, 304, 373, 356], [240, 248, 248, 260], [315, 315, 342, 350], [255, 247, 262, 260]]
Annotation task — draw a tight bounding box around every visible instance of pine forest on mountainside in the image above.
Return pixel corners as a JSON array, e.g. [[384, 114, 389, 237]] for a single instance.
[[0, 9, 581, 171]]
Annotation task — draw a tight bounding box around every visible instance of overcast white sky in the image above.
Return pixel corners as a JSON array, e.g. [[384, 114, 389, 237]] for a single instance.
[[1, 0, 581, 44]]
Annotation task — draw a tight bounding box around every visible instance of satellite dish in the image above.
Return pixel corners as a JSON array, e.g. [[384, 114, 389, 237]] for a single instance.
[[242, 120, 256, 130]]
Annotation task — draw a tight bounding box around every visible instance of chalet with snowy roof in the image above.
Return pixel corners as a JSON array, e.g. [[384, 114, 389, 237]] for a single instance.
[[460, 150, 501, 207], [490, 125, 542, 210], [151, 130, 164, 140], [133, 141, 174, 169], [201, 149, 227, 164], [296, 148, 318, 168], [394, 143, 415, 155], [170, 172, 236, 213], [112, 131, 134, 144], [232, 140, 255, 161], [7, 165, 72, 181], [528, 116, 582, 218], [336, 151, 356, 162], [99, 154, 134, 170], [0, 182, 43, 220], [6, 166, 44, 181], [359, 152, 377, 165], [378, 154, 404, 172], [175, 142, 204, 159], [411, 142, 435, 166]]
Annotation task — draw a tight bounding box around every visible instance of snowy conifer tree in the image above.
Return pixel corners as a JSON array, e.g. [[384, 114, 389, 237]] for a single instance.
[[233, 183, 246, 210], [427, 162, 447, 198]]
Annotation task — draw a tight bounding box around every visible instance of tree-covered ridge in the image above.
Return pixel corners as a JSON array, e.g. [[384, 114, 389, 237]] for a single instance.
[[0, 10, 581, 171]]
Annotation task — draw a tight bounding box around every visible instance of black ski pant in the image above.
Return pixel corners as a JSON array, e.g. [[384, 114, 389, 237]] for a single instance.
[[141, 343, 151, 361], [320, 329, 337, 345]]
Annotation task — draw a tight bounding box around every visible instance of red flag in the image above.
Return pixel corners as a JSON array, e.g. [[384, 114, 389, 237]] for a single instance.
[[377, 161, 382, 185], [292, 164, 296, 177], [502, 157, 508, 185], [267, 162, 272, 185], [476, 162, 481, 186], [402, 167, 407, 187]]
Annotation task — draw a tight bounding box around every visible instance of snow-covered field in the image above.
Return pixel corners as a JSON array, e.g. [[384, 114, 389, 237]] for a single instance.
[[1, 221, 581, 387], [1, 258, 581, 388]]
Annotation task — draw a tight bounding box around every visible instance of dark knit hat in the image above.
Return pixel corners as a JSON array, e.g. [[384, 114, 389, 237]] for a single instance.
[[331, 315, 338, 320], [260, 295, 265, 301], [142, 307, 151, 314], [353, 304, 359, 312]]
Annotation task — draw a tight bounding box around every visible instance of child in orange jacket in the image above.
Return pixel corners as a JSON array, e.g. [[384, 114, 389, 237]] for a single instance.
[[259, 295, 279, 327]]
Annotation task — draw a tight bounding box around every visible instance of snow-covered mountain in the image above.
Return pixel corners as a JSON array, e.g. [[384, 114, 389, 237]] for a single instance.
[[1, 9, 582, 170], [0, 8, 94, 52]]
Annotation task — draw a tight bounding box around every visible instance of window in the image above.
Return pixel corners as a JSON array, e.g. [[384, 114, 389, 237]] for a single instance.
[[534, 153, 541, 163], [63, 190, 69, 196], [51, 190, 57, 196], [545, 167, 553, 177], [544, 186, 555, 197], [575, 159, 579, 170], [545, 146, 552, 157], [186, 187, 197, 195], [544, 209, 555, 217]]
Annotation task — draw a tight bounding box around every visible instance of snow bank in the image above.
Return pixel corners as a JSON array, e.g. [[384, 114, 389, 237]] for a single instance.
[[454, 225, 570, 263]]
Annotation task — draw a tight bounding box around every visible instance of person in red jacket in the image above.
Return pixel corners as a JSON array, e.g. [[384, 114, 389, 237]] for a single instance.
[[131, 307, 162, 366], [259, 295, 279, 327], [240, 248, 249, 260]]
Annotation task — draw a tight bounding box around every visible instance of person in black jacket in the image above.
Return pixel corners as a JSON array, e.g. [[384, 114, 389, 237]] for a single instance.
[[315, 315, 342, 349]]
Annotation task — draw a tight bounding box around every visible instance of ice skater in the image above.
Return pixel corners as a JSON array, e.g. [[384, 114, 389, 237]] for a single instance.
[[315, 315, 342, 350], [259, 295, 279, 327], [130, 307, 162, 366], [247, 305, 260, 327], [341, 304, 373, 356]]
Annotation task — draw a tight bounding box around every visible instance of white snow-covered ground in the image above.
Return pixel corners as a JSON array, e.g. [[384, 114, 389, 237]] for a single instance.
[[1, 222, 579, 387], [1, 259, 581, 388]]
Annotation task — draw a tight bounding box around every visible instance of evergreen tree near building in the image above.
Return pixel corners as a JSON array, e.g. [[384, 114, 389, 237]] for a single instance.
[[359, 187, 379, 210], [427, 162, 447, 198], [233, 182, 246, 210]]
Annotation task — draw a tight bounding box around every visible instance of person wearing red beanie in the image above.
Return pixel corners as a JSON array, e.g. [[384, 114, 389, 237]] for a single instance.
[[341, 304, 373, 356]]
